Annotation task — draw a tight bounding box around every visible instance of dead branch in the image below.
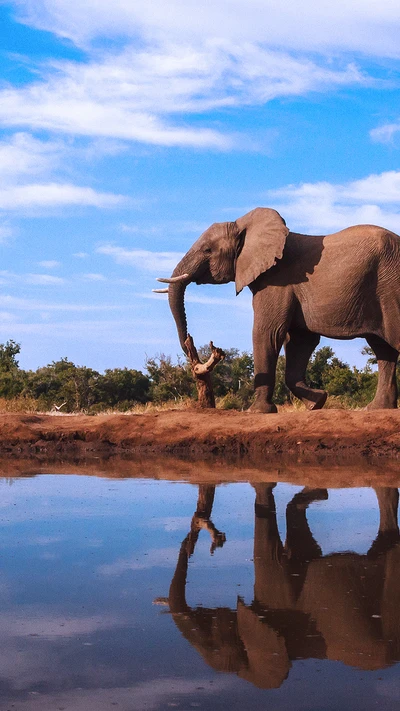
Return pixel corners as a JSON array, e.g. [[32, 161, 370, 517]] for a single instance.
[[184, 334, 225, 408]]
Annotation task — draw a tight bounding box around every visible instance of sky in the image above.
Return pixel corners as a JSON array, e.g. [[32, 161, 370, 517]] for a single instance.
[[1, 1, 400, 372]]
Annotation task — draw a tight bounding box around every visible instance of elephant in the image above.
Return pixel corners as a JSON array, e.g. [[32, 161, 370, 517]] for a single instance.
[[165, 483, 400, 689], [155, 207, 400, 412]]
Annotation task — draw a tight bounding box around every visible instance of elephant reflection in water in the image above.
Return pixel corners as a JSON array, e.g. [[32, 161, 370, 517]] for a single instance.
[[167, 484, 400, 689]]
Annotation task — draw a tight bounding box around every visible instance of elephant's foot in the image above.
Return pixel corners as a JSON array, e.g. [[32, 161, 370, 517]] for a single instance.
[[287, 381, 327, 410], [305, 389, 327, 411], [290, 487, 329, 511], [365, 396, 398, 410], [248, 400, 278, 414]]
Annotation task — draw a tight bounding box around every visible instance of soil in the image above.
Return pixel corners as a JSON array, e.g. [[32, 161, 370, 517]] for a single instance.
[[0, 408, 400, 485], [0, 408, 400, 461]]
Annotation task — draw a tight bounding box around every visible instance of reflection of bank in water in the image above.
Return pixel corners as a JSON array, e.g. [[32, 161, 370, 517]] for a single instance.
[[166, 484, 400, 689]]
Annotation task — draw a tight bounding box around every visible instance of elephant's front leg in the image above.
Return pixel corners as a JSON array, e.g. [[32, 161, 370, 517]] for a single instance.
[[249, 290, 295, 413], [250, 324, 286, 413]]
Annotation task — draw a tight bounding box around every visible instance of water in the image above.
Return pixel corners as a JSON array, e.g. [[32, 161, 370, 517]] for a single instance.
[[0, 468, 399, 710]]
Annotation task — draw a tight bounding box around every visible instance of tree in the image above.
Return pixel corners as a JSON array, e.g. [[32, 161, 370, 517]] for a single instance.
[[196, 345, 255, 409], [24, 358, 99, 411], [0, 341, 25, 398], [146, 354, 194, 403], [0, 340, 20, 371], [93, 368, 150, 410]]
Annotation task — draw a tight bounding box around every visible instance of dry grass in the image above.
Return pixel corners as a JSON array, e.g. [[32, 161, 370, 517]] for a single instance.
[[90, 398, 195, 416], [0, 394, 369, 415], [0, 397, 42, 413]]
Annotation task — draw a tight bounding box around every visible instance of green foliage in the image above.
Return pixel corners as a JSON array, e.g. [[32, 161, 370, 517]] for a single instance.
[[145, 354, 194, 403], [273, 355, 291, 405], [24, 358, 99, 411], [0, 339, 389, 412], [197, 346, 255, 409], [0, 341, 25, 398], [92, 368, 150, 410], [0, 340, 20, 371]]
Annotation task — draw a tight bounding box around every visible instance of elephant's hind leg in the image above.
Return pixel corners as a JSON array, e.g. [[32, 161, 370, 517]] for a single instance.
[[285, 330, 327, 410], [365, 335, 398, 410]]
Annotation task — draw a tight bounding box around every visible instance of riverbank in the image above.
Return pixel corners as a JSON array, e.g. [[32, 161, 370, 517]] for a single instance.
[[0, 408, 400, 462]]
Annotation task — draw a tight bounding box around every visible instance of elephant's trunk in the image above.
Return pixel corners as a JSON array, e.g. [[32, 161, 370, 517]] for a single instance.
[[168, 279, 189, 353], [167, 253, 199, 354]]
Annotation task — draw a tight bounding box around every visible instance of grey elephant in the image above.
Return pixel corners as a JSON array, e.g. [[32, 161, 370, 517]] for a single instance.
[[155, 208, 400, 412]]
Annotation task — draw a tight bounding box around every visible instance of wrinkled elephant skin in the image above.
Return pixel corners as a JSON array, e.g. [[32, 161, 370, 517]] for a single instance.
[[164, 207, 400, 412]]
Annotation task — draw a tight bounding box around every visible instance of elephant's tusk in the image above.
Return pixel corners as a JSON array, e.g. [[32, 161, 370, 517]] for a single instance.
[[152, 288, 169, 293], [156, 273, 189, 283]]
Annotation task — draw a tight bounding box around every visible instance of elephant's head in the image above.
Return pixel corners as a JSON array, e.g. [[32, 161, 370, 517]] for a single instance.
[[155, 207, 289, 353]]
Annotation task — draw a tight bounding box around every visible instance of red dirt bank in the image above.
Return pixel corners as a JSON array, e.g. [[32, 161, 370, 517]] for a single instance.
[[1, 408, 400, 461]]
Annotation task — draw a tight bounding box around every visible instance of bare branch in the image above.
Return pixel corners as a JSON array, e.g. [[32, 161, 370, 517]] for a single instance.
[[184, 334, 225, 408]]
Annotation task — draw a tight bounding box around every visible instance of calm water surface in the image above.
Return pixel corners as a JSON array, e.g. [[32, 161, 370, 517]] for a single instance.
[[0, 471, 399, 710]]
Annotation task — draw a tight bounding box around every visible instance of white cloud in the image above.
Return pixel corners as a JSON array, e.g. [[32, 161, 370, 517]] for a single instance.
[[38, 260, 61, 268], [0, 677, 230, 711], [0, 295, 125, 311], [0, 51, 232, 148], [0, 43, 364, 149], [269, 170, 400, 233], [99, 546, 178, 575], [0, 132, 62, 180], [11, 0, 400, 57], [0, 223, 14, 242], [370, 122, 400, 144], [0, 317, 175, 345], [97, 245, 183, 272], [145, 291, 252, 310], [0, 133, 127, 213], [120, 220, 207, 235], [26, 273, 66, 285], [0, 610, 122, 638], [82, 272, 107, 281], [0, 182, 125, 209], [145, 516, 191, 532]]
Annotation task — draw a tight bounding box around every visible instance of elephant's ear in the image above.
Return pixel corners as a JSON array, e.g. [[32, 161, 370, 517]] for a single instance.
[[235, 208, 289, 294]]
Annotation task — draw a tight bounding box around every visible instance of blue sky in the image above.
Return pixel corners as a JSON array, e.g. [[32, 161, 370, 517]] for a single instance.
[[1, 1, 400, 372]]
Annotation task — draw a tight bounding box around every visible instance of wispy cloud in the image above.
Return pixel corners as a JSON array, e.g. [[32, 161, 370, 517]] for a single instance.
[[0, 295, 127, 312], [269, 170, 400, 233], [25, 273, 66, 285], [0, 318, 175, 345], [12, 0, 400, 57], [0, 183, 125, 210], [97, 245, 183, 272], [0, 609, 123, 638], [0, 223, 14, 242], [120, 220, 207, 235], [0, 133, 127, 212], [370, 122, 400, 144], [37, 260, 61, 268], [82, 273, 107, 281], [0, 42, 365, 149], [0, 132, 63, 180], [0, 676, 231, 711], [145, 292, 252, 309]]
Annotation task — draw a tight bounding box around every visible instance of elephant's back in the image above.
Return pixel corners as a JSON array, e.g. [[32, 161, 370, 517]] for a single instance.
[[323, 224, 400, 252]]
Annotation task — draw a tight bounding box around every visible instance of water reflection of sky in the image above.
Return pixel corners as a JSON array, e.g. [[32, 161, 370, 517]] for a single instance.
[[0, 474, 398, 710]]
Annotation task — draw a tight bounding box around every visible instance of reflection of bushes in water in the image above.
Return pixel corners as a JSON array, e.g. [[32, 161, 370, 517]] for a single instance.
[[0, 339, 386, 413]]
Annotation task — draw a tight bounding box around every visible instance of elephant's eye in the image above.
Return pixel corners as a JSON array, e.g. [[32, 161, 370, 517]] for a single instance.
[[203, 247, 212, 254]]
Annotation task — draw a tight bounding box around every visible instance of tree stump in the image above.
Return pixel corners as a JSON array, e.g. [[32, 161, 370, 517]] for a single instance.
[[184, 334, 225, 408]]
